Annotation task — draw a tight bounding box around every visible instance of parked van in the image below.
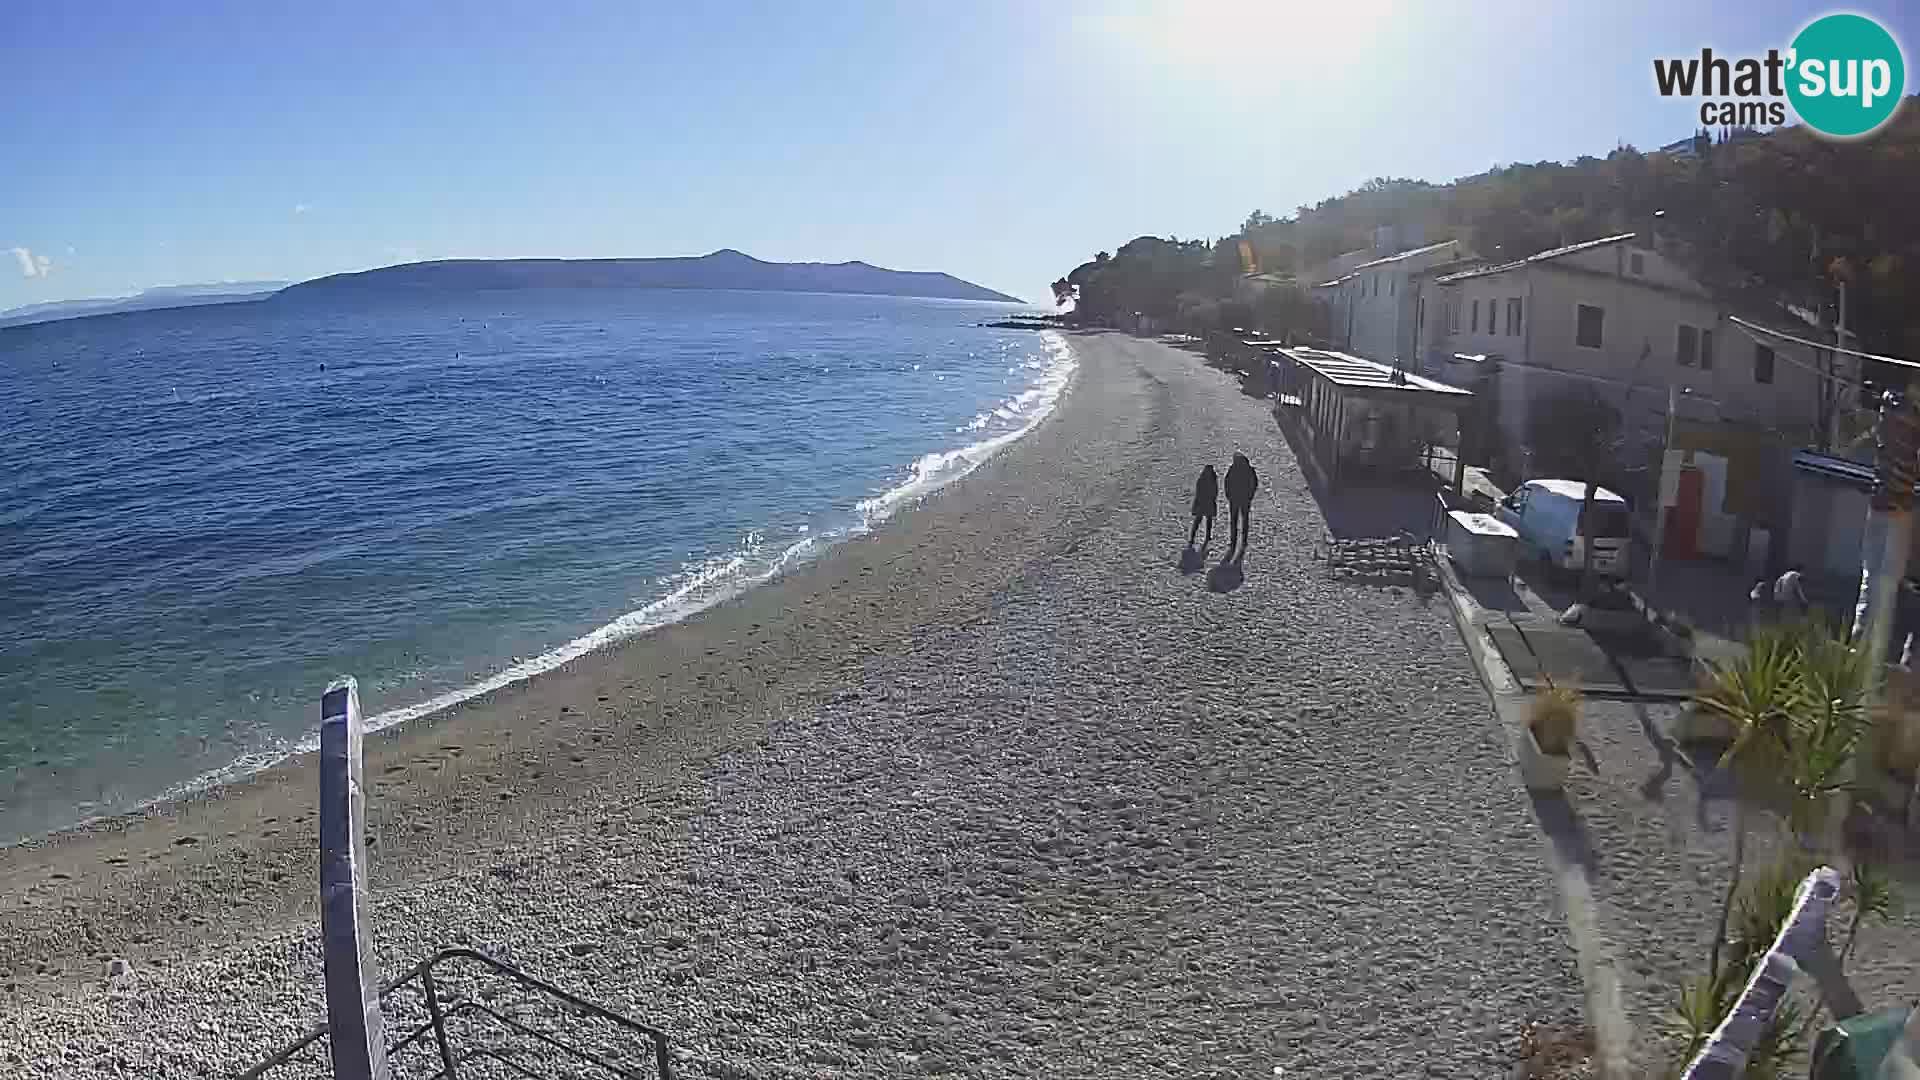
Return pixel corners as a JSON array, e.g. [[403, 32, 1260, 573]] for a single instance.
[[1496, 479, 1632, 578]]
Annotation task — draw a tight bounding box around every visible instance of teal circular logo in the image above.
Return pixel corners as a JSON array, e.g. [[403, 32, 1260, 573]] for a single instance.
[[1787, 13, 1906, 138]]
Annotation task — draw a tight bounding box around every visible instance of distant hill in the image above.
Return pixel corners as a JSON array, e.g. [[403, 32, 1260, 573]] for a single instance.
[[276, 250, 1022, 304], [0, 282, 287, 329]]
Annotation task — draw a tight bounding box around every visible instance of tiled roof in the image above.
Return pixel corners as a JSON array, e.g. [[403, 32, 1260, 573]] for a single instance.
[[1346, 239, 1461, 273], [1433, 233, 1638, 284]]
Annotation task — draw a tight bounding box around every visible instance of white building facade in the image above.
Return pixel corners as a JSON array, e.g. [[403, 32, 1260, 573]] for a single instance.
[[1319, 239, 1472, 369], [1415, 232, 1852, 565], [1419, 233, 1843, 446]]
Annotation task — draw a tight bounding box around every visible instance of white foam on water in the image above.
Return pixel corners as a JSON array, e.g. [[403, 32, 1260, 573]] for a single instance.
[[858, 331, 1074, 529], [135, 331, 1076, 815]]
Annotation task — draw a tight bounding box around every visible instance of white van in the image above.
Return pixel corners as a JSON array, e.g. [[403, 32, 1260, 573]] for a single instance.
[[1496, 479, 1633, 578]]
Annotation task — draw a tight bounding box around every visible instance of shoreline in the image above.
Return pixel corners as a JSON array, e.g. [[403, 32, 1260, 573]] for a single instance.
[[0, 333, 1096, 994], [1, 331, 1584, 1077], [2, 332, 1074, 851]]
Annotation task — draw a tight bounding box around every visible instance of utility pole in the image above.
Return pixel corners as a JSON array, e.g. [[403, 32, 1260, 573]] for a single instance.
[[1846, 381, 1920, 829], [1830, 282, 1852, 451], [1852, 386, 1920, 679], [1647, 383, 1682, 600]]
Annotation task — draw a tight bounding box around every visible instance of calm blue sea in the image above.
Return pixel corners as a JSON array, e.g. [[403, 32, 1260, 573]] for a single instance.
[[0, 288, 1067, 843]]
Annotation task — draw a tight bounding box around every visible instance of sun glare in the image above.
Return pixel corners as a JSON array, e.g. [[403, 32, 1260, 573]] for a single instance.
[[1089, 0, 1392, 88]]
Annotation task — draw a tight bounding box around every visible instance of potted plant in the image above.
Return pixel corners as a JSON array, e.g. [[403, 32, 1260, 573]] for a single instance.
[[1519, 684, 1579, 789]]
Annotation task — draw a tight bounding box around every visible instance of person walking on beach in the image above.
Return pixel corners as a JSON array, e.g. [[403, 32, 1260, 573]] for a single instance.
[[1189, 464, 1219, 547], [1224, 452, 1259, 552]]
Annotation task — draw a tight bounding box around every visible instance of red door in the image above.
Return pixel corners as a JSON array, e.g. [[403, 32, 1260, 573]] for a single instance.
[[1666, 467, 1704, 559]]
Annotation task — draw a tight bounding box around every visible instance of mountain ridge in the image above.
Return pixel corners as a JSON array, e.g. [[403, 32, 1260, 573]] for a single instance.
[[0, 282, 287, 328], [278, 250, 1023, 303]]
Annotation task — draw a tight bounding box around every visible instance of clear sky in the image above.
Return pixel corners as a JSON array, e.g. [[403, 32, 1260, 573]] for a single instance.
[[5, 0, 1915, 309]]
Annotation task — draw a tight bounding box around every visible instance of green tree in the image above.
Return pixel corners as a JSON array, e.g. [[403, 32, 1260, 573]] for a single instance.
[[1064, 96, 1920, 358]]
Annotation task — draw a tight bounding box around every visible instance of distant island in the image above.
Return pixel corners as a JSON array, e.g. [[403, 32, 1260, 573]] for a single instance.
[[278, 250, 1023, 304], [0, 252, 1022, 332], [0, 282, 287, 329]]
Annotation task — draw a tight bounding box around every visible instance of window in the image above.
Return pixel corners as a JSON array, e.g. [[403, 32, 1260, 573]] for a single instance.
[[1576, 304, 1604, 348], [1579, 503, 1632, 539], [1449, 299, 1459, 332], [1471, 299, 1479, 333], [1755, 344, 1775, 384], [1677, 325, 1715, 368], [1417, 296, 1425, 330], [1390, 276, 1396, 296], [1630, 252, 1646, 275], [1508, 297, 1522, 337]]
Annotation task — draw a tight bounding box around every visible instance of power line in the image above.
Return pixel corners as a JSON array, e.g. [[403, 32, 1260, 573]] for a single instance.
[[1727, 316, 1918, 382]]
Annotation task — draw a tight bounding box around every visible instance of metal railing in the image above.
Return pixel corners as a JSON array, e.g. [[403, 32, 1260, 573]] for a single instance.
[[240, 947, 673, 1080], [1680, 867, 1865, 1079], [234, 677, 674, 1080]]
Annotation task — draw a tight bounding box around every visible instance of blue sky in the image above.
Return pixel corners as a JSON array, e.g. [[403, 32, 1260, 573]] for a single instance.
[[4, 0, 1914, 309]]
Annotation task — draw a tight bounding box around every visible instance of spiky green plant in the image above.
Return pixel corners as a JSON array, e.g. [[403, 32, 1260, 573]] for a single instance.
[[1844, 861, 1895, 964], [1788, 624, 1875, 839], [1798, 860, 1900, 1045], [1677, 617, 1890, 1074], [1669, 857, 1813, 1075], [1695, 624, 1810, 985]]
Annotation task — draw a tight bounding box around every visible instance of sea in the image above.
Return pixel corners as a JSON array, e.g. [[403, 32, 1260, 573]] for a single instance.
[[0, 288, 1069, 844]]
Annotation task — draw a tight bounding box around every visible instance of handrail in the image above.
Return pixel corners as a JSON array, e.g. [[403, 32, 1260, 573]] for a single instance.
[[444, 1001, 655, 1079], [1681, 867, 1853, 1079]]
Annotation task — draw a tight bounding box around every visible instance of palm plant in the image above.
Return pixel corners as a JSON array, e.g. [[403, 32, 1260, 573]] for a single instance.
[[1694, 623, 1810, 985], [1669, 857, 1813, 1075], [1842, 861, 1895, 965], [1675, 618, 1885, 1073], [1788, 626, 1875, 841]]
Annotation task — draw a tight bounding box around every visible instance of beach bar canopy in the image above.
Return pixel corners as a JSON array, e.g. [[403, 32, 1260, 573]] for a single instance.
[[1271, 347, 1474, 490]]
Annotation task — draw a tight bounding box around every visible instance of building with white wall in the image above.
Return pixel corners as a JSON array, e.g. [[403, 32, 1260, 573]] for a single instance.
[[1420, 233, 1843, 445], [1318, 239, 1475, 370], [1415, 232, 1852, 563]]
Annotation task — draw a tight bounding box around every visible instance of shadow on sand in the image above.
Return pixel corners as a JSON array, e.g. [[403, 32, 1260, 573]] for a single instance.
[[1178, 543, 1209, 575], [1207, 553, 1245, 593], [1458, 573, 1524, 616], [1528, 789, 1600, 877], [1273, 407, 1444, 542]]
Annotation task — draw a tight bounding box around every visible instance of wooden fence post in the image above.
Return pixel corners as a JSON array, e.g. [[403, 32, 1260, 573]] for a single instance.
[[319, 676, 391, 1080]]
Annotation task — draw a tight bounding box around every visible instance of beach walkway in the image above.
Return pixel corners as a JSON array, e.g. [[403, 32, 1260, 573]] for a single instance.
[[0, 332, 1581, 1077]]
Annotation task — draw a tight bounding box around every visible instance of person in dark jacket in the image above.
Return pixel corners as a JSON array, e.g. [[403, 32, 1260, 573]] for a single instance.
[[1223, 452, 1259, 551], [1188, 464, 1218, 547]]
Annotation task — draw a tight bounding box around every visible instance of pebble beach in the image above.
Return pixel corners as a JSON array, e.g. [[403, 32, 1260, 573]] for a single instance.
[[0, 332, 1584, 1077]]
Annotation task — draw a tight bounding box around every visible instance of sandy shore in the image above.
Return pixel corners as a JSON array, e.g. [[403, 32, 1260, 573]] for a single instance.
[[0, 332, 1582, 1077]]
